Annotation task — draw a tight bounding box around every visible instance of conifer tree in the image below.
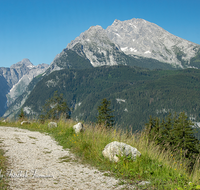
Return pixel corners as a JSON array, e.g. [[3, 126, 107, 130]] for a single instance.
[[145, 112, 200, 170], [40, 91, 70, 121], [19, 108, 25, 120], [96, 98, 115, 128], [171, 112, 199, 158]]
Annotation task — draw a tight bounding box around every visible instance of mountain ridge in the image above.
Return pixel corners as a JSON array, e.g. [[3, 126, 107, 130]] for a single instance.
[[0, 59, 49, 116], [64, 18, 200, 69], [2, 18, 200, 121]]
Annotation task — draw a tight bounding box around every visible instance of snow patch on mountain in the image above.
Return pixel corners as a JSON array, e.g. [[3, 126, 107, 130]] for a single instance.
[[116, 98, 126, 103], [124, 108, 128, 112], [144, 51, 151, 54]]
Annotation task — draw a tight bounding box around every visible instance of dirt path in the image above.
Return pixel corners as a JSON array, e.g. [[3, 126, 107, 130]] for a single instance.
[[0, 126, 134, 190]]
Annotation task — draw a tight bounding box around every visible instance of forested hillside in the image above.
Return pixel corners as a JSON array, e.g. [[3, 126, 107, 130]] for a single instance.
[[20, 65, 200, 132]]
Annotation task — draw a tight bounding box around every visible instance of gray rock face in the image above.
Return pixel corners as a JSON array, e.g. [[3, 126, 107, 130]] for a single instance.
[[102, 141, 141, 162], [48, 18, 200, 75], [105, 18, 200, 68], [73, 122, 84, 133], [65, 26, 126, 67], [0, 59, 49, 116], [0, 58, 32, 88], [6, 62, 48, 106], [64, 18, 200, 69]]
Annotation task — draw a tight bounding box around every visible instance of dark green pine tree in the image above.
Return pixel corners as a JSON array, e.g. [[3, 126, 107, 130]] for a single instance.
[[160, 113, 174, 147], [145, 112, 200, 170], [19, 108, 25, 120], [40, 91, 70, 121], [96, 98, 115, 128], [171, 112, 200, 159]]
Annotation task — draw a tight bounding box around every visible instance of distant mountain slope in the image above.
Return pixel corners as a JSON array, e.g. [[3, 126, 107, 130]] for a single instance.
[[3, 74, 45, 118], [0, 59, 32, 87], [0, 76, 10, 116], [45, 48, 93, 74], [0, 59, 48, 117], [14, 65, 200, 131], [7, 63, 48, 106]]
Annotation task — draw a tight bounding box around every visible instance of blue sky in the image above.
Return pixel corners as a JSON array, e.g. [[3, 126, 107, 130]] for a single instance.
[[0, 0, 199, 68]]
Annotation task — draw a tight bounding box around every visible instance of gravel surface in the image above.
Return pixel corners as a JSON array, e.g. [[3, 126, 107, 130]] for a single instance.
[[0, 126, 135, 190]]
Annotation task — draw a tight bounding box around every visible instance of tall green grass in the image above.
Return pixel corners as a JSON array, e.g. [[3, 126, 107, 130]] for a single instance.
[[1, 118, 200, 189], [0, 145, 9, 189]]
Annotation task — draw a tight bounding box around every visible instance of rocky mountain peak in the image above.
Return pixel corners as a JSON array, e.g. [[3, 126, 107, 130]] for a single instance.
[[10, 58, 34, 69], [50, 17, 200, 72], [64, 24, 121, 67], [67, 25, 109, 50], [105, 18, 200, 67]]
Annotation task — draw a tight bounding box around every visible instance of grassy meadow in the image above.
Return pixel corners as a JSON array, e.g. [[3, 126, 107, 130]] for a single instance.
[[1, 118, 200, 189]]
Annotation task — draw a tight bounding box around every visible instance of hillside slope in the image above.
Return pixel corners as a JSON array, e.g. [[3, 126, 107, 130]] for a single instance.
[[19, 66, 200, 131]]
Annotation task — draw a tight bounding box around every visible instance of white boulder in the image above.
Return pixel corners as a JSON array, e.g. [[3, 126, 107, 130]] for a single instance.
[[73, 122, 84, 133], [20, 121, 30, 125], [138, 181, 151, 186], [102, 141, 141, 162], [48, 122, 57, 128]]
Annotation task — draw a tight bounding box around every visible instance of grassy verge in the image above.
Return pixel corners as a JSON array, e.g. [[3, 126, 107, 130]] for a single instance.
[[1, 119, 200, 189], [0, 142, 9, 189]]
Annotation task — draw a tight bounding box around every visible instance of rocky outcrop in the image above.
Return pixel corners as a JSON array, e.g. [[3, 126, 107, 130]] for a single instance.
[[102, 141, 141, 162]]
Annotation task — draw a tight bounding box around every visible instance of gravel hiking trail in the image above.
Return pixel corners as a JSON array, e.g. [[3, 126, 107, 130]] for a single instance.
[[0, 126, 134, 190]]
